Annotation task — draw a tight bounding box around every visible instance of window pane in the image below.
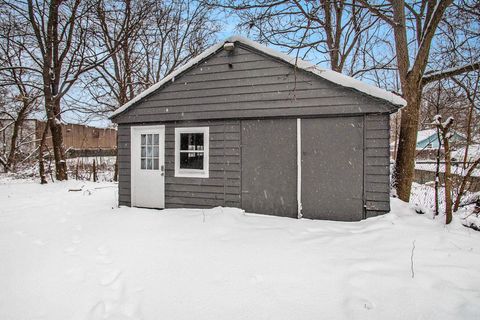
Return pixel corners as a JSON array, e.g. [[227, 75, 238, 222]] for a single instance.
[[194, 134, 204, 150], [153, 146, 159, 157], [147, 158, 152, 170], [180, 133, 189, 150], [141, 158, 146, 170], [146, 145, 152, 157], [180, 152, 204, 170], [180, 133, 204, 151], [141, 134, 146, 146], [147, 134, 152, 145], [153, 134, 159, 145], [141, 147, 146, 157], [153, 158, 159, 170]]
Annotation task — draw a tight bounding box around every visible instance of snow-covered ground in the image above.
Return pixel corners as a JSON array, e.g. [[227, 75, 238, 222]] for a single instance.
[[1, 178, 480, 320]]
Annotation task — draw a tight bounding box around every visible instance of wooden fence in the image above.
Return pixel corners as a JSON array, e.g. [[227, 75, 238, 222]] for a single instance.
[[36, 121, 117, 150], [414, 164, 480, 192]]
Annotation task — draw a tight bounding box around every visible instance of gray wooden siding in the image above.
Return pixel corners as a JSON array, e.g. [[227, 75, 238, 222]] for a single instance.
[[114, 45, 395, 124], [118, 124, 131, 206], [164, 120, 241, 208], [364, 114, 391, 217], [117, 121, 241, 209], [119, 115, 392, 220]]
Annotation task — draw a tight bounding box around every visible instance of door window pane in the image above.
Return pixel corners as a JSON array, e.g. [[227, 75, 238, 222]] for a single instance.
[[140, 133, 160, 170]]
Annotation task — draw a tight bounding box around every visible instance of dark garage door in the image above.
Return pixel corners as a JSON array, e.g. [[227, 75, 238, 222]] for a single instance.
[[301, 117, 364, 221], [241, 119, 297, 218]]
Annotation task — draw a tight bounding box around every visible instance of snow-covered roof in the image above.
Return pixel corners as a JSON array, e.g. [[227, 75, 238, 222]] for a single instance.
[[417, 129, 438, 143], [110, 36, 407, 119], [451, 144, 480, 162], [417, 128, 467, 145]]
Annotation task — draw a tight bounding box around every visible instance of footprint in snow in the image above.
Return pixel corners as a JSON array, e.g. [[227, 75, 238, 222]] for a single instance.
[[71, 235, 81, 244], [14, 230, 26, 237], [88, 296, 142, 320], [64, 246, 77, 254], [33, 239, 45, 246], [100, 269, 122, 286], [96, 255, 113, 265], [65, 267, 85, 283], [250, 274, 265, 284], [97, 245, 110, 256], [88, 301, 106, 320]]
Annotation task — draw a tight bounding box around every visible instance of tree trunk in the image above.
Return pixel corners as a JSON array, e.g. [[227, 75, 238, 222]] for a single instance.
[[92, 159, 97, 182], [39, 120, 49, 184], [393, 85, 421, 201], [5, 119, 21, 172], [443, 136, 453, 224], [434, 128, 442, 216], [46, 97, 68, 181], [5, 101, 29, 172]]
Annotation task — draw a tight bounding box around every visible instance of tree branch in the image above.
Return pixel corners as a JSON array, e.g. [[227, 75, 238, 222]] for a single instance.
[[423, 61, 480, 85]]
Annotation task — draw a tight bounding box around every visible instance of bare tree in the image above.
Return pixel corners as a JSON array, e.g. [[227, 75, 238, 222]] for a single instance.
[[0, 11, 42, 172], [434, 115, 454, 224], [138, 0, 219, 85], [357, 0, 480, 202], [84, 0, 218, 117], [1, 0, 129, 180], [79, 0, 217, 181], [206, 0, 378, 74], [452, 72, 480, 211]]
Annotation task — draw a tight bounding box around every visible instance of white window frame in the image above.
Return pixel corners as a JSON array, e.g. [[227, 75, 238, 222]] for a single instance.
[[174, 127, 209, 178]]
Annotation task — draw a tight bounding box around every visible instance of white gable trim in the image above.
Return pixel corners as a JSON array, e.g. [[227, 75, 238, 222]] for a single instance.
[[110, 36, 406, 119]]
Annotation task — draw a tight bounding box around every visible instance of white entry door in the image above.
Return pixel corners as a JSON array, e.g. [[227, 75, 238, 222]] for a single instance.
[[131, 125, 165, 208]]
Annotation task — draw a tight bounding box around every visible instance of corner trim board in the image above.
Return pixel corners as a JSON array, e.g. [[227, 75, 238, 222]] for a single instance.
[[297, 118, 302, 218]]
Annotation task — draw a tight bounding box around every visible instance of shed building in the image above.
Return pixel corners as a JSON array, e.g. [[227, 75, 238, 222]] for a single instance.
[[110, 36, 405, 221]]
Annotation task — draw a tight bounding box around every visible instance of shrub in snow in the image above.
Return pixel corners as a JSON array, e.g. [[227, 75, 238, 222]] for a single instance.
[[460, 200, 480, 231]]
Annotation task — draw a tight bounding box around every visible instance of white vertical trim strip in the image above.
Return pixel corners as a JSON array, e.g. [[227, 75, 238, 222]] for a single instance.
[[297, 118, 302, 219], [130, 126, 135, 206]]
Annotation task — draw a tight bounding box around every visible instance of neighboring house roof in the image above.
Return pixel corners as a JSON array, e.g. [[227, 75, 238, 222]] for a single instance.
[[416, 129, 467, 149], [451, 144, 480, 162], [417, 129, 438, 144], [110, 36, 406, 119]]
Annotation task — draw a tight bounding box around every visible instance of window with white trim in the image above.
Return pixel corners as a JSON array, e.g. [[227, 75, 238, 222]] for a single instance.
[[175, 127, 209, 178]]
